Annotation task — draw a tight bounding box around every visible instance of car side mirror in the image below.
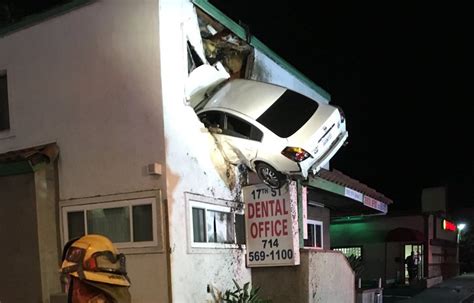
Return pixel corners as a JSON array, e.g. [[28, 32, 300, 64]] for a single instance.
[[208, 125, 222, 134]]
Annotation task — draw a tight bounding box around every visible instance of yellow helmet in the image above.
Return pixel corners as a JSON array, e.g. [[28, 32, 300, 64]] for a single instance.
[[61, 234, 130, 287]]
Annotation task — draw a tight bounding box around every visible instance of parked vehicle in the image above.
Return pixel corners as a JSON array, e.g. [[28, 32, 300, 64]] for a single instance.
[[196, 78, 348, 188]]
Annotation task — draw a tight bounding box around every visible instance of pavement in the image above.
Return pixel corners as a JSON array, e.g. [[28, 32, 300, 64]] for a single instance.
[[383, 274, 474, 303]]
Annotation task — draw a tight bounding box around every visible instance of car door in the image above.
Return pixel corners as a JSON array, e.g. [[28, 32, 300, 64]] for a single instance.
[[219, 113, 262, 166], [198, 110, 262, 166]]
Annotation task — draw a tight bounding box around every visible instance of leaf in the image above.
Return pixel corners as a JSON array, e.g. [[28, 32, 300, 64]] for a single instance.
[[233, 279, 242, 291]]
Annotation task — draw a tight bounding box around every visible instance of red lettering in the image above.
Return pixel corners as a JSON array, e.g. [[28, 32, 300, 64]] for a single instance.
[[268, 200, 275, 216], [282, 219, 288, 236], [275, 199, 282, 216], [275, 220, 282, 236], [265, 221, 270, 237], [261, 201, 268, 218], [282, 199, 289, 215], [258, 221, 264, 236], [250, 223, 258, 238], [248, 203, 254, 219], [255, 202, 261, 218]]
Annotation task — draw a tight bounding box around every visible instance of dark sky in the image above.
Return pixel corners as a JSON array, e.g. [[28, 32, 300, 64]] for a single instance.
[[3, 0, 473, 210], [210, 0, 474, 210]]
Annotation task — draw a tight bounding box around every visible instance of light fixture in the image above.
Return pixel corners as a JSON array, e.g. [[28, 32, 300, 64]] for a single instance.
[[457, 223, 466, 231]]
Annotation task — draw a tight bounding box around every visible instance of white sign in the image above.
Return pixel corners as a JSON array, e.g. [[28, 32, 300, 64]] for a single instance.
[[345, 187, 363, 202], [363, 196, 388, 213], [243, 182, 300, 267]]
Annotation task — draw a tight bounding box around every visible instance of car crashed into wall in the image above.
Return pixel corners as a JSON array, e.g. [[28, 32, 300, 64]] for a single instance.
[[185, 8, 348, 188], [194, 78, 348, 188]]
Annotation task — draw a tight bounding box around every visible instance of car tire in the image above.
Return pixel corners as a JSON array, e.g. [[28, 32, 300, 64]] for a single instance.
[[255, 162, 287, 189]]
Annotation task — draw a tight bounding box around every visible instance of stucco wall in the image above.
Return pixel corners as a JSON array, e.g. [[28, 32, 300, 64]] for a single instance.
[[253, 250, 355, 303], [0, 0, 166, 200], [35, 163, 62, 302], [0, 1, 169, 302], [0, 173, 42, 302], [307, 204, 331, 249], [159, 1, 252, 301], [251, 49, 329, 104], [331, 215, 425, 283]]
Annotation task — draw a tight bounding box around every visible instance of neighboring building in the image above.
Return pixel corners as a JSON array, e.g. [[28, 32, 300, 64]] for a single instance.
[[331, 186, 459, 289], [250, 168, 392, 302]]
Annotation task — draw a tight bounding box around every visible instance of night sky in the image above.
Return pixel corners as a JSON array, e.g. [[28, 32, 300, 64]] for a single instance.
[[209, 0, 474, 210], [2, 1, 473, 210]]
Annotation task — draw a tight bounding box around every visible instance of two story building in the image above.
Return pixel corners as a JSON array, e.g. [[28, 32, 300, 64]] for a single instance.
[[0, 1, 392, 302]]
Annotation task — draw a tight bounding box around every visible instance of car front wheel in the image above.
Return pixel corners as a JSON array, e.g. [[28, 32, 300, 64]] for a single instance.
[[255, 162, 286, 189]]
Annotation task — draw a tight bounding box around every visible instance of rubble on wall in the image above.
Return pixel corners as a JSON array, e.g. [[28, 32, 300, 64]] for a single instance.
[[184, 8, 256, 197], [196, 8, 253, 79]]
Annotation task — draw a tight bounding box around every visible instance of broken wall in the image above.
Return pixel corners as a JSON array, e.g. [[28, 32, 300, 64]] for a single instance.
[[249, 49, 330, 105], [159, 1, 251, 302]]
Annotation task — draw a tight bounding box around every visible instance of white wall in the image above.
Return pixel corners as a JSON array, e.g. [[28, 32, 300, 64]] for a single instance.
[[250, 49, 329, 104], [0, 1, 169, 302], [158, 1, 251, 301], [0, 0, 166, 200]]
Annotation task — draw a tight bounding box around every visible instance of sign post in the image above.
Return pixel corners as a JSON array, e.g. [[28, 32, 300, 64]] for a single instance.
[[243, 181, 300, 267]]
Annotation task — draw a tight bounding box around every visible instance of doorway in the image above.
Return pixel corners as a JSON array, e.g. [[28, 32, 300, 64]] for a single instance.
[[404, 244, 424, 283]]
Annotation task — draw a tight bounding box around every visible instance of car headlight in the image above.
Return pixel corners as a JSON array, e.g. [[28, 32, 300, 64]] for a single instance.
[[281, 147, 312, 162]]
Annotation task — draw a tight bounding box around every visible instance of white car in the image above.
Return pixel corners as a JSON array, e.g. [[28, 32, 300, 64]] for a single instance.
[[196, 79, 348, 188]]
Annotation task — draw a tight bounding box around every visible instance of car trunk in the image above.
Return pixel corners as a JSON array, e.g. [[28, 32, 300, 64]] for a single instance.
[[287, 103, 341, 159]]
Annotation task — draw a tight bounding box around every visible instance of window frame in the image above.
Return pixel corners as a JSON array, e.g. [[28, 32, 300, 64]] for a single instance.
[[61, 197, 158, 249], [304, 219, 324, 249], [332, 246, 363, 259], [223, 113, 263, 142], [187, 198, 244, 250], [0, 71, 11, 136]]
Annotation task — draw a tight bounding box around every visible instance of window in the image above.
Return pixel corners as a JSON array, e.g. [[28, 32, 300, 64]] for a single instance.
[[257, 90, 319, 138], [304, 219, 323, 249], [333, 246, 362, 259], [189, 200, 244, 248], [0, 72, 9, 131], [225, 114, 263, 141], [198, 111, 223, 128], [62, 198, 157, 248]]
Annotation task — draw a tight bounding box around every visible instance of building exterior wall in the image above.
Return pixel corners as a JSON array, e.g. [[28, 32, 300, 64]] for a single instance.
[[1, 1, 342, 302], [0, 1, 169, 302], [332, 214, 459, 286], [0, 0, 166, 200], [251, 50, 329, 104], [0, 173, 43, 302], [307, 204, 331, 249], [35, 163, 62, 302], [331, 215, 425, 282], [158, 1, 251, 301], [253, 250, 355, 303]]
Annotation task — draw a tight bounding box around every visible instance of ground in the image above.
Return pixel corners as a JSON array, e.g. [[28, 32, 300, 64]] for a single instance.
[[383, 273, 474, 303]]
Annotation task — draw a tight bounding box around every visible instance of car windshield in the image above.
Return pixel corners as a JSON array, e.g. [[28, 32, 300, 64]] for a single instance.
[[256, 90, 319, 138]]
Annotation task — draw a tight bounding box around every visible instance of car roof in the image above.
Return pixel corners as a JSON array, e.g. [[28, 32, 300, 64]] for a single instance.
[[200, 79, 287, 120]]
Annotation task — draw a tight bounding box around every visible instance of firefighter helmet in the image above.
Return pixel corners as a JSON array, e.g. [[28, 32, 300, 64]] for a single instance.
[[61, 234, 130, 287]]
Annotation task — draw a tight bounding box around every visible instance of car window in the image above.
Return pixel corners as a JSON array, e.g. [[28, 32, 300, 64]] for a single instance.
[[198, 111, 223, 128], [225, 114, 263, 142], [256, 90, 319, 138]]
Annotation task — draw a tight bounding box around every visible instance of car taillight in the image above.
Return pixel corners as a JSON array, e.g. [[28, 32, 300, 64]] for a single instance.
[[281, 147, 312, 162]]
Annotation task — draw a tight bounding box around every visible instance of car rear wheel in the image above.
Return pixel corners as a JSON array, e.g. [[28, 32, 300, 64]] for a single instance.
[[255, 162, 286, 189]]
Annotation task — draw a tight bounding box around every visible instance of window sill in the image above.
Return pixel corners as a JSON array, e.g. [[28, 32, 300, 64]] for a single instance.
[[0, 130, 14, 140], [188, 243, 246, 254], [120, 245, 165, 255]]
